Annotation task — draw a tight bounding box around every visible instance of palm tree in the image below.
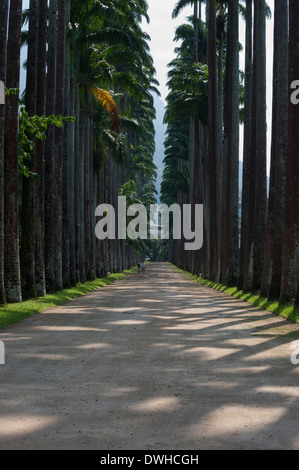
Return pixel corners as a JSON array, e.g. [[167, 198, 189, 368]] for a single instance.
[[4, 0, 23, 303], [44, 0, 58, 293], [163, 16, 209, 272], [173, 1, 201, 276], [54, 0, 66, 291], [207, 0, 221, 281], [64, 0, 76, 287], [34, 0, 48, 297], [260, 0, 288, 299], [68, 0, 158, 276], [62, 0, 72, 288], [238, 0, 253, 291], [0, 0, 9, 305], [252, 0, 267, 291], [20, 0, 39, 300], [280, 0, 299, 305], [221, 0, 239, 286], [243, 0, 267, 292]]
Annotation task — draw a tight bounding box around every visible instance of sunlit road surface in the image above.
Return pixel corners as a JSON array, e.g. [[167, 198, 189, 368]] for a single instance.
[[1, 262, 299, 450]]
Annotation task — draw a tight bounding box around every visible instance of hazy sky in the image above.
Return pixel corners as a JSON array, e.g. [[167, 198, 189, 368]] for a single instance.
[[142, 1, 194, 103]]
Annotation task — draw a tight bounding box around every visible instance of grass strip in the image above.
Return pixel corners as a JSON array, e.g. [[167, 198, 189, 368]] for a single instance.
[[0, 268, 136, 329], [171, 264, 299, 324]]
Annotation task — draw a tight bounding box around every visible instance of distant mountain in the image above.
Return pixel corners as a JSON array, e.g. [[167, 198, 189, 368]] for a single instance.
[[153, 94, 167, 203]]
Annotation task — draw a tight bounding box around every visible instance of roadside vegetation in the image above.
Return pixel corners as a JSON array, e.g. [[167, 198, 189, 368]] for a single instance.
[[0, 268, 136, 329], [172, 264, 299, 325]]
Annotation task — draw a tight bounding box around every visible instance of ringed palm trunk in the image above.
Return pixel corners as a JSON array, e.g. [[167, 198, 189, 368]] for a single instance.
[[74, 57, 81, 283], [84, 110, 92, 279], [243, 0, 259, 292], [89, 112, 96, 280], [217, 2, 224, 218], [190, 0, 198, 275], [261, 0, 288, 299], [0, 0, 9, 305], [78, 110, 86, 283], [280, 0, 299, 305], [20, 0, 39, 300], [208, 0, 220, 282], [44, 0, 57, 293], [68, 56, 76, 286], [225, 0, 239, 286], [62, 0, 71, 288], [193, 0, 198, 63], [238, 0, 253, 290], [34, 0, 48, 297], [4, 0, 23, 303], [252, 0, 267, 291], [54, 0, 66, 291]]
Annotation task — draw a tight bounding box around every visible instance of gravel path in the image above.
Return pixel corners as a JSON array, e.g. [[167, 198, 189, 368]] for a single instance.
[[1, 262, 299, 450]]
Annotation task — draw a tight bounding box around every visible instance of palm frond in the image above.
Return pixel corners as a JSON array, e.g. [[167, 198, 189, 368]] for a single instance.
[[90, 86, 121, 133]]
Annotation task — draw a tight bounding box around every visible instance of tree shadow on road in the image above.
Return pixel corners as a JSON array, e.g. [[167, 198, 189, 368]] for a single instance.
[[1, 262, 299, 450]]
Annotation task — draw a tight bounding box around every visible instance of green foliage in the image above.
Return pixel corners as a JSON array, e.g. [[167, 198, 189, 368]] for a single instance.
[[165, 61, 209, 127], [172, 264, 299, 325], [0, 269, 136, 329], [119, 180, 146, 254], [18, 106, 75, 178], [144, 239, 169, 262], [119, 180, 142, 206], [5, 87, 20, 96]]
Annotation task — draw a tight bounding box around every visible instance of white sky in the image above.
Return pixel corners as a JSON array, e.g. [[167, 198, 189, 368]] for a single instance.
[[142, 1, 194, 103]]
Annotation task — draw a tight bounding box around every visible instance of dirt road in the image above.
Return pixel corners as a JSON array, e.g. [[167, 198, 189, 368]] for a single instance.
[[1, 262, 299, 450]]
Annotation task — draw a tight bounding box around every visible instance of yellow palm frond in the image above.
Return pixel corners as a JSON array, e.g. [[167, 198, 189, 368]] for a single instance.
[[90, 86, 121, 133]]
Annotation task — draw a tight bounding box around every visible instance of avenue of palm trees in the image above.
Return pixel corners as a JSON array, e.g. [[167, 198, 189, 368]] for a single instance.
[[162, 0, 299, 309], [0, 0, 158, 304], [0, 0, 299, 313]]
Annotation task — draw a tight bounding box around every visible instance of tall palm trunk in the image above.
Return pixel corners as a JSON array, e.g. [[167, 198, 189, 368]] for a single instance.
[[54, 0, 66, 290], [20, 0, 39, 300], [74, 51, 81, 283], [238, 0, 253, 290], [62, 0, 71, 288], [207, 0, 220, 282], [217, 2, 224, 213], [280, 0, 299, 305], [193, 0, 198, 63], [78, 110, 86, 283], [191, 1, 200, 275], [68, 48, 76, 286], [0, 0, 9, 305], [90, 117, 96, 279], [44, 0, 58, 293], [223, 0, 239, 286], [261, 0, 288, 299], [252, 0, 267, 291], [4, 0, 23, 303], [34, 0, 47, 297], [84, 110, 92, 279], [243, 0, 267, 292]]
